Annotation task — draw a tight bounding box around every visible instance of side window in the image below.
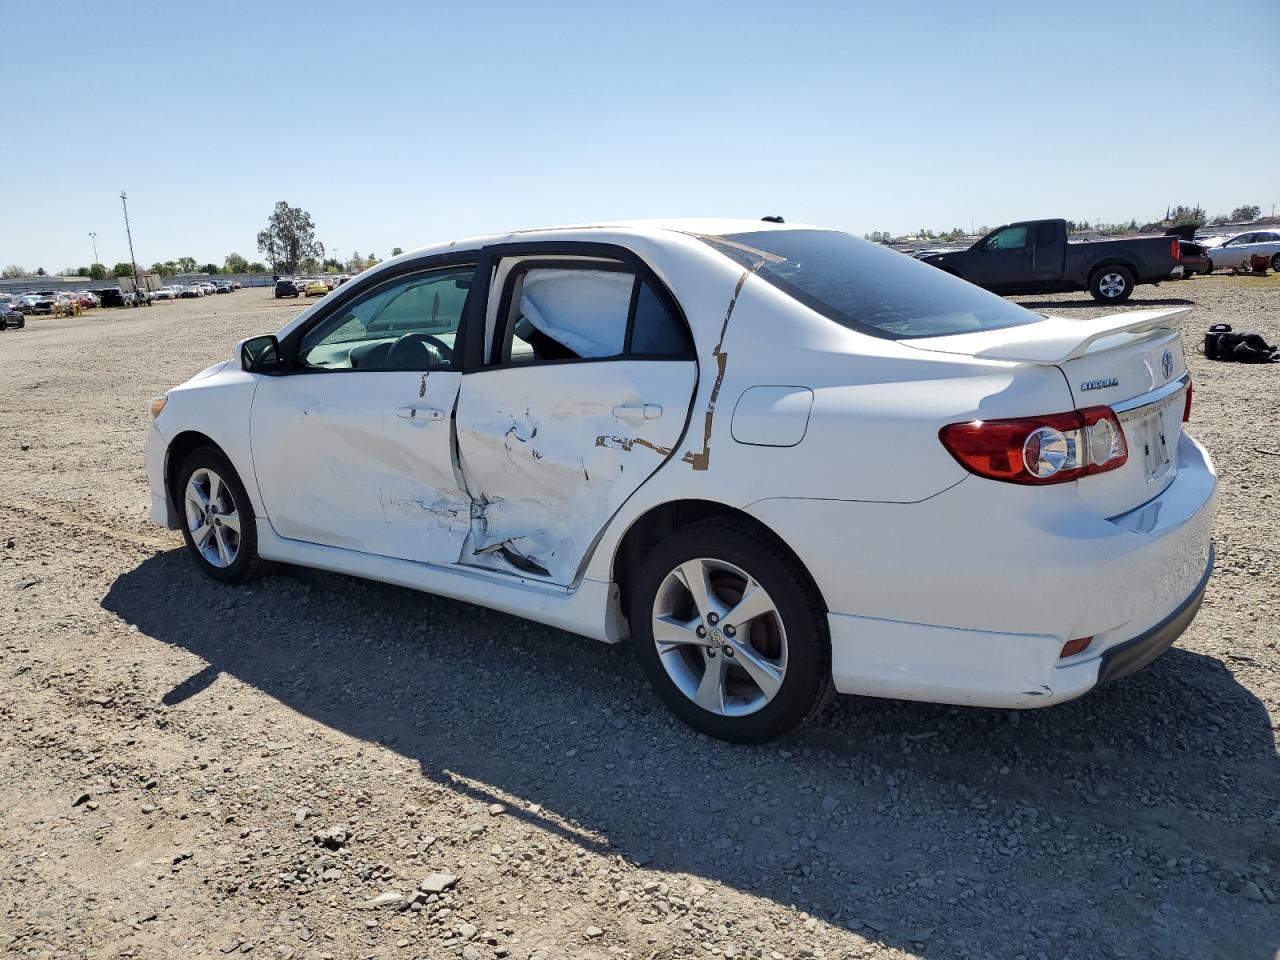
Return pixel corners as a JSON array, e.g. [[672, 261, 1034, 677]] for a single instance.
[[985, 226, 1029, 251], [629, 280, 690, 356], [1225, 234, 1253, 246], [299, 265, 472, 371], [1034, 222, 1057, 247], [500, 266, 632, 365]]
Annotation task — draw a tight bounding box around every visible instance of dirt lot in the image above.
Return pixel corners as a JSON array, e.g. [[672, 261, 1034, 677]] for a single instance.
[[1, 275, 1278, 960]]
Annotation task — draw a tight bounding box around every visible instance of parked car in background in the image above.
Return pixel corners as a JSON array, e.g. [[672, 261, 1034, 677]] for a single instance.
[[91, 288, 135, 308], [917, 218, 1183, 301], [304, 279, 328, 297], [151, 287, 178, 301], [0, 299, 25, 329], [198, 282, 216, 296], [27, 292, 62, 315], [274, 279, 300, 299], [145, 219, 1216, 742], [178, 285, 201, 299], [1203, 229, 1280, 272], [214, 282, 233, 294]]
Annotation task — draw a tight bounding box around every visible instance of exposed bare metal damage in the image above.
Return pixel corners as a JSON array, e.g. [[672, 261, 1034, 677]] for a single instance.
[[682, 269, 750, 471]]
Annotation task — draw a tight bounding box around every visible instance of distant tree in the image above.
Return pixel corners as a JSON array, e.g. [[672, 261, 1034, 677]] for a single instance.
[[88, 263, 107, 281], [176, 256, 198, 273], [200, 263, 220, 275], [322, 257, 342, 271], [256, 201, 323, 274], [1167, 204, 1205, 226], [1, 265, 26, 279], [247, 261, 267, 273], [1209, 214, 1231, 226], [347, 251, 364, 272], [366, 253, 381, 267], [224, 252, 249, 274], [111, 262, 136, 278], [36, 267, 46, 276], [390, 246, 404, 257], [150, 261, 177, 277], [1230, 205, 1261, 222], [75, 266, 91, 277], [61, 267, 80, 277]]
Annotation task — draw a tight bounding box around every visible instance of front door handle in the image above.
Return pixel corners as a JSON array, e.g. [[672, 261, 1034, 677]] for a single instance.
[[613, 403, 663, 422], [396, 406, 445, 422]]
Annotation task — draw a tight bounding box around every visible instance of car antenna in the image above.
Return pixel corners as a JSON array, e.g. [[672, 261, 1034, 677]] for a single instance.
[[761, 215, 785, 223]]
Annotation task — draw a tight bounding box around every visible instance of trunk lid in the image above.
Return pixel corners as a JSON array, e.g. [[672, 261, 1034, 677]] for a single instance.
[[908, 308, 1191, 517]]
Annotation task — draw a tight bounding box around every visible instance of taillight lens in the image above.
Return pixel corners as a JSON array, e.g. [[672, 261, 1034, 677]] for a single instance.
[[940, 406, 1128, 485], [1183, 379, 1193, 423], [1171, 238, 1181, 261]]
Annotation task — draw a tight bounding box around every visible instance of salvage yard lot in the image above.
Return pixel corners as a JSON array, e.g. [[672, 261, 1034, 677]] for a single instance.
[[1, 278, 1277, 959]]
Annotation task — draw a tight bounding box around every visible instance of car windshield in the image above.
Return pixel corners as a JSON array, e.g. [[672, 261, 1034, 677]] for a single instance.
[[698, 229, 1040, 340]]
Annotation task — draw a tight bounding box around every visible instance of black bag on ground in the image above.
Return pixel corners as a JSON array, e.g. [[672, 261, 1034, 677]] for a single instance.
[[1204, 324, 1279, 363]]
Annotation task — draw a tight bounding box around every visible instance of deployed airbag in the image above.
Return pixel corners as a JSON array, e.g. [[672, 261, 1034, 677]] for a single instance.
[[519, 269, 631, 359]]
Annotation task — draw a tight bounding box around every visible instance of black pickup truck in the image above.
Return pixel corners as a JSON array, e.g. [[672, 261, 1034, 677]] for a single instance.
[[916, 219, 1183, 302]]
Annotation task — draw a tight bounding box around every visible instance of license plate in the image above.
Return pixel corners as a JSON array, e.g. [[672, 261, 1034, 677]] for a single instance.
[[1126, 394, 1179, 481]]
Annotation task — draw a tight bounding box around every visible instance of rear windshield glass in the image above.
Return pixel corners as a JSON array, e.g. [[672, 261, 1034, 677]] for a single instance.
[[699, 229, 1040, 340]]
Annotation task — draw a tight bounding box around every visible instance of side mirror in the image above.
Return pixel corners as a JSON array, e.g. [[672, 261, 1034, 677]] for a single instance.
[[239, 335, 284, 374]]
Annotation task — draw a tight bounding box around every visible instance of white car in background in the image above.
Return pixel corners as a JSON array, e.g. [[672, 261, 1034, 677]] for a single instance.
[[151, 287, 179, 301], [144, 220, 1216, 742], [1202, 229, 1280, 272]]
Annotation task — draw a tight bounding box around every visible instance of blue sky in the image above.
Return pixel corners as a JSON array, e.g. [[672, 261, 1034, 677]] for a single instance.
[[4, 0, 1276, 270]]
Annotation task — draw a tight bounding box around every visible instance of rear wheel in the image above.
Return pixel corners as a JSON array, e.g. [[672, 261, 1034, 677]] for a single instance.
[[176, 446, 261, 584], [1271, 254, 1280, 272], [1090, 265, 1134, 302], [629, 518, 832, 743]]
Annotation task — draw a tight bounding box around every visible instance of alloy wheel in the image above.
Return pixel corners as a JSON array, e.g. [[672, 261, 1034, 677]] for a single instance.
[[1098, 272, 1127, 298], [184, 467, 241, 568], [650, 558, 788, 716]]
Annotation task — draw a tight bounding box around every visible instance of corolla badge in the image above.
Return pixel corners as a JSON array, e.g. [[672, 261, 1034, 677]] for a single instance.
[[1161, 349, 1174, 380], [1080, 377, 1119, 391]]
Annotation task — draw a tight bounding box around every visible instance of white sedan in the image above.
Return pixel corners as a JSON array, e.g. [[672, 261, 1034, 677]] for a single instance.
[[1202, 229, 1280, 272], [144, 220, 1217, 742]]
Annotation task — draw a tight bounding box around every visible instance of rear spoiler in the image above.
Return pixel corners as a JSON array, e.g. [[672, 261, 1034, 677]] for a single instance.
[[908, 307, 1192, 365]]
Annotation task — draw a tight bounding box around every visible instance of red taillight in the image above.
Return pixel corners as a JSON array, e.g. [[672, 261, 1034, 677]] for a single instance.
[[939, 406, 1128, 485], [1171, 238, 1181, 261], [1183, 379, 1193, 422]]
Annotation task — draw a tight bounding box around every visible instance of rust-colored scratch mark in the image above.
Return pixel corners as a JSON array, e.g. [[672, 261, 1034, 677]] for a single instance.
[[418, 373, 428, 398], [681, 269, 751, 471], [594, 435, 672, 456]]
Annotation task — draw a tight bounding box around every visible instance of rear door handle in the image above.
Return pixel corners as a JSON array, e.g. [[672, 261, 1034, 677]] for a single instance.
[[613, 403, 663, 422], [396, 406, 445, 422]]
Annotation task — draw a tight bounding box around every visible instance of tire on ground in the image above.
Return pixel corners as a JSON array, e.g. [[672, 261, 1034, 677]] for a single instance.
[[629, 517, 833, 743], [176, 445, 263, 584], [1089, 265, 1135, 302]]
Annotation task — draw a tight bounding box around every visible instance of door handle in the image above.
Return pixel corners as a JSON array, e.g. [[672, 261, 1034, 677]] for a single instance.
[[396, 406, 445, 422], [613, 403, 663, 422]]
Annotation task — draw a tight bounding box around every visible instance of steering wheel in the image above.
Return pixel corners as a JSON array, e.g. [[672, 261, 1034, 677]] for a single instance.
[[385, 332, 453, 368]]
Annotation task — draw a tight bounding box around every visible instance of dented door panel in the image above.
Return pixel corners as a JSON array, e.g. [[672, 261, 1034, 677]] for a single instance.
[[251, 371, 471, 563], [454, 361, 696, 584]]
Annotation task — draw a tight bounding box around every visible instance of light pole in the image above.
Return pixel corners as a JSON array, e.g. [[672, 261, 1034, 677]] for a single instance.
[[88, 232, 99, 269], [120, 191, 146, 306]]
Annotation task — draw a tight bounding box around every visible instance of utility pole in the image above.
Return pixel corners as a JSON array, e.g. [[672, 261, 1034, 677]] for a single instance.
[[120, 191, 147, 306], [88, 232, 99, 269]]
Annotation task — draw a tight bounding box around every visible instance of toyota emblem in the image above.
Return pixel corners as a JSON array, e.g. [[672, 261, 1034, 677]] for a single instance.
[[1161, 349, 1174, 380]]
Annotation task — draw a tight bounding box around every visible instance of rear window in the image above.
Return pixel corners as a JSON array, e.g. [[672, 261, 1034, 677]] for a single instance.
[[699, 229, 1040, 340]]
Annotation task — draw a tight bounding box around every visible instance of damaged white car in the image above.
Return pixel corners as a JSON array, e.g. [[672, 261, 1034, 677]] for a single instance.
[[145, 220, 1217, 742]]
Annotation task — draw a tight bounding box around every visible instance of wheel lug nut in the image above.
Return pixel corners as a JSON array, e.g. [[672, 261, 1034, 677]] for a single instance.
[[724, 624, 736, 637], [707, 649, 716, 658], [707, 612, 719, 625], [723, 646, 734, 658], [696, 625, 707, 638]]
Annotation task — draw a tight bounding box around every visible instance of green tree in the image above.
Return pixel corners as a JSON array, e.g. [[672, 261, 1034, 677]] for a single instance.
[[112, 262, 135, 278], [1, 265, 26, 279], [200, 263, 220, 275], [150, 262, 176, 277], [224, 252, 249, 274], [1230, 205, 1261, 222], [256, 201, 323, 274], [88, 263, 108, 281], [347, 251, 364, 272], [247, 262, 267, 273], [176, 257, 198, 273], [1167, 204, 1205, 226], [75, 266, 91, 277], [390, 246, 403, 257], [36, 267, 46, 276]]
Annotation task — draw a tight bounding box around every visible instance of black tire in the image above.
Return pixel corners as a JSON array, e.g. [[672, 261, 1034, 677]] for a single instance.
[[1271, 254, 1280, 272], [175, 446, 262, 584], [1089, 265, 1135, 302], [629, 517, 832, 743]]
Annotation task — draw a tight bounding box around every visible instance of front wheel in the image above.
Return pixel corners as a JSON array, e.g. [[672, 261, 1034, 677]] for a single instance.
[[1090, 266, 1134, 302], [629, 518, 832, 743], [176, 446, 262, 584], [1271, 254, 1280, 272]]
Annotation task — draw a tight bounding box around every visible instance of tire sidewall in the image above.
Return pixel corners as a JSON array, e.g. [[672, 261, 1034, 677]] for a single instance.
[[630, 521, 831, 743], [176, 447, 258, 583], [1090, 265, 1134, 302]]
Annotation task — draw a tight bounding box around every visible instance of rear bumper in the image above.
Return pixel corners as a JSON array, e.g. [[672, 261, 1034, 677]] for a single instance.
[[749, 432, 1217, 708], [1096, 546, 1212, 685]]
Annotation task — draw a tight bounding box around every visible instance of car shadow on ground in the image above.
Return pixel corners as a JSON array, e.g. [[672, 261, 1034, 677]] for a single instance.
[[102, 551, 1279, 959], [1014, 296, 1195, 310]]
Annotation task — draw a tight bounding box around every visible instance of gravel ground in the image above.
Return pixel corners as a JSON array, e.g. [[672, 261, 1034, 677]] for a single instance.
[[1, 275, 1277, 960]]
